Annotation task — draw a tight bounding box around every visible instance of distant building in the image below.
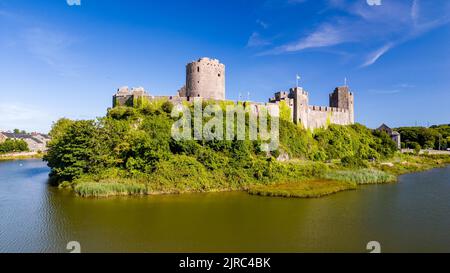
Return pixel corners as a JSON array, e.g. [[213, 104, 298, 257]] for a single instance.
[[376, 124, 401, 149], [0, 132, 6, 143], [0, 132, 51, 152]]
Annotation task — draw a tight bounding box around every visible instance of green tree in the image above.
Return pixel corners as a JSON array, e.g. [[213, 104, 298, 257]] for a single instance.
[[43, 102, 407, 186], [45, 120, 99, 181], [48, 118, 74, 143], [0, 139, 29, 154]]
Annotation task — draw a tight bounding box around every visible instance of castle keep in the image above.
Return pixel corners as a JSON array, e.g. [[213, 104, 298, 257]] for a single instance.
[[113, 57, 225, 107], [185, 58, 225, 100], [113, 57, 355, 130]]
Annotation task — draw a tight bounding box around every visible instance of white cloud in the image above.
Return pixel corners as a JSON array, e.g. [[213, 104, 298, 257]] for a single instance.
[[368, 82, 416, 95], [411, 0, 419, 24], [368, 89, 400, 94], [259, 0, 450, 67], [21, 27, 81, 76], [256, 19, 269, 29], [287, 0, 308, 4], [395, 83, 415, 88], [0, 9, 17, 20], [247, 32, 271, 47], [0, 103, 51, 133], [279, 23, 355, 53], [0, 9, 83, 76], [361, 43, 393, 67], [366, 0, 381, 6], [66, 0, 81, 6]]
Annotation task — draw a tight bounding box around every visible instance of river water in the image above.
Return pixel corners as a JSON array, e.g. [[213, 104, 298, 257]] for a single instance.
[[0, 159, 449, 253]]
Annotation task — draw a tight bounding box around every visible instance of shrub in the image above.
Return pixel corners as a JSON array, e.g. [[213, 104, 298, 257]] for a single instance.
[[43, 103, 413, 197], [248, 180, 356, 198], [323, 169, 396, 185], [149, 155, 224, 192], [0, 139, 29, 154], [196, 148, 228, 170], [74, 182, 147, 197], [341, 156, 368, 168]]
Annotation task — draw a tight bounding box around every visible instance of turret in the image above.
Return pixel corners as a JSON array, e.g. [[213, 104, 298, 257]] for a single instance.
[[186, 57, 225, 100], [329, 86, 354, 124], [290, 87, 309, 128]]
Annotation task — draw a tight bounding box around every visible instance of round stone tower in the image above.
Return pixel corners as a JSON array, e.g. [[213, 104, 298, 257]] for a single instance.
[[186, 57, 225, 100]]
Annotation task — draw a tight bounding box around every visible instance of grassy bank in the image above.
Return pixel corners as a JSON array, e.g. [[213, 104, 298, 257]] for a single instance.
[[375, 154, 450, 175], [74, 182, 147, 197], [43, 104, 450, 199], [248, 180, 356, 198], [63, 154, 450, 198], [323, 169, 397, 185], [246, 168, 396, 198], [66, 159, 327, 197], [0, 153, 44, 161], [71, 177, 358, 199]]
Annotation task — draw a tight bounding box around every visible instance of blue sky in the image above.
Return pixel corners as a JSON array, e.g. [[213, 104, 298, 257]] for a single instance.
[[0, 0, 449, 133]]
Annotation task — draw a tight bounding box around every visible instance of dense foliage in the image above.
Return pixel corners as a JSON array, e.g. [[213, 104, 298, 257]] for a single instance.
[[396, 125, 450, 150], [44, 100, 399, 195], [13, 129, 27, 134], [0, 139, 29, 154]]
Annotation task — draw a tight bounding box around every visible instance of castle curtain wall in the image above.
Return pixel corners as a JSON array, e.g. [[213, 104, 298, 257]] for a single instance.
[[306, 107, 352, 130]]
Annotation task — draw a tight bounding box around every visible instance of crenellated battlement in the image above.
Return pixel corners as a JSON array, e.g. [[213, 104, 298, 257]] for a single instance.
[[309, 105, 349, 113], [112, 57, 355, 130], [186, 57, 225, 100], [269, 84, 354, 129]]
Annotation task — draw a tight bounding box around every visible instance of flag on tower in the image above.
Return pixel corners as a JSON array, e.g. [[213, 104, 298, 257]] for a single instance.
[[296, 74, 301, 87]]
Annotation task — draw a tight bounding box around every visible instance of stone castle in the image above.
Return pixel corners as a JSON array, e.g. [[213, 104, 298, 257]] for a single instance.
[[113, 57, 355, 130], [269, 86, 354, 129], [113, 57, 225, 106]]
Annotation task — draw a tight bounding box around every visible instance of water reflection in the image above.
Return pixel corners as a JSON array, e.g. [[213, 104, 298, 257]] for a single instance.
[[1, 160, 449, 252]]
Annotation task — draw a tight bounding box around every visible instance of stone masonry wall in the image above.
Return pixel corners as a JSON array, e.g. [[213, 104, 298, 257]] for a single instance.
[[186, 57, 225, 100], [307, 107, 351, 130]]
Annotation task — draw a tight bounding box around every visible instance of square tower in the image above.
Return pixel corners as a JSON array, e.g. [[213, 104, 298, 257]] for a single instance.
[[329, 86, 354, 124], [290, 87, 309, 128]]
